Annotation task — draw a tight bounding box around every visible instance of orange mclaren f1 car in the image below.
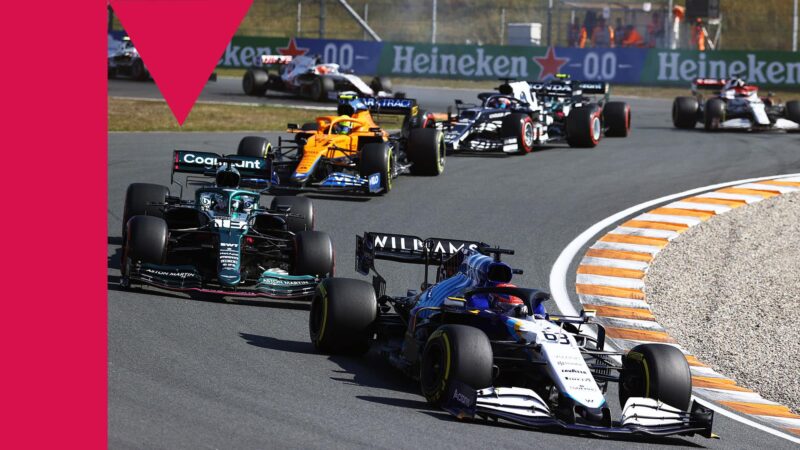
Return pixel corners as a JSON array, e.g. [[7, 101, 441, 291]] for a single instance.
[[236, 94, 445, 195]]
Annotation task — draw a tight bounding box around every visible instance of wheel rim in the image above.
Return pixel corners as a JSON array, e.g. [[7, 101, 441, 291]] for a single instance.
[[591, 116, 602, 142], [386, 149, 393, 191], [437, 133, 445, 171], [421, 341, 446, 394], [523, 121, 534, 149], [309, 292, 326, 342]]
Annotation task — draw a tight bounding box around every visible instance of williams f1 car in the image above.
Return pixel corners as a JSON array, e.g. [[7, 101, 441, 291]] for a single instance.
[[243, 54, 394, 102], [235, 94, 444, 195], [119, 150, 334, 300], [672, 77, 800, 131], [308, 232, 714, 438]]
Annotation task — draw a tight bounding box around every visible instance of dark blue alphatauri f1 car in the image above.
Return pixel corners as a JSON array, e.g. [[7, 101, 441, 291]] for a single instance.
[[309, 232, 714, 438], [119, 150, 334, 300]]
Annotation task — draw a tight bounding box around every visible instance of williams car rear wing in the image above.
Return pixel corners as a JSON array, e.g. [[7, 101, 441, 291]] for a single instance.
[[171, 150, 272, 182], [355, 232, 484, 275]]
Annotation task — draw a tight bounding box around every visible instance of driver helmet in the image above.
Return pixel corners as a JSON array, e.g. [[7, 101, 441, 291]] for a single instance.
[[332, 120, 353, 135], [725, 77, 746, 91], [215, 163, 241, 188], [489, 97, 511, 109], [491, 283, 524, 311]]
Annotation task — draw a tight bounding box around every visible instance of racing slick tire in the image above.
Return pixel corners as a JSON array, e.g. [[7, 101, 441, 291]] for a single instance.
[[501, 113, 536, 154], [566, 105, 602, 148], [420, 324, 493, 406], [131, 59, 148, 81], [704, 98, 726, 131], [359, 143, 393, 194], [237, 136, 273, 158], [785, 100, 800, 125], [672, 97, 699, 129], [242, 68, 269, 96], [603, 101, 631, 137], [310, 76, 335, 102], [370, 76, 392, 93], [407, 128, 445, 175], [122, 183, 169, 239], [292, 231, 334, 277], [309, 278, 376, 355], [124, 215, 168, 270], [270, 196, 314, 232], [619, 343, 692, 411]]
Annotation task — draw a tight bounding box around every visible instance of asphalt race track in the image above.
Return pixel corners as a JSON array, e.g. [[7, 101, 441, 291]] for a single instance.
[[110, 76, 491, 112], [108, 83, 800, 449]]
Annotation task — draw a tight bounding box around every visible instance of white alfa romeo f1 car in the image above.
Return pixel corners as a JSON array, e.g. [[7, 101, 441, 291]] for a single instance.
[[672, 77, 800, 131], [243, 54, 394, 102]]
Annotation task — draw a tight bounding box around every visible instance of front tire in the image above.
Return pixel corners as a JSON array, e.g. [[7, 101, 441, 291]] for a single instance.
[[123, 215, 168, 276], [237, 136, 272, 158], [122, 183, 169, 239], [270, 196, 314, 231], [131, 59, 148, 81], [566, 105, 602, 148], [309, 278, 376, 355], [672, 97, 699, 129], [704, 98, 726, 131], [291, 231, 334, 277], [501, 113, 535, 154], [359, 143, 393, 194], [407, 128, 445, 175], [619, 343, 692, 411], [420, 325, 493, 406], [243, 68, 269, 96], [603, 101, 631, 137]]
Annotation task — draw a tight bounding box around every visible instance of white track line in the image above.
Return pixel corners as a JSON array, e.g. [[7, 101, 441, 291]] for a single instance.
[[548, 172, 800, 444]]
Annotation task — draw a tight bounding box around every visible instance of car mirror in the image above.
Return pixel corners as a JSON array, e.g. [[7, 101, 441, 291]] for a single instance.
[[287, 123, 299, 130]]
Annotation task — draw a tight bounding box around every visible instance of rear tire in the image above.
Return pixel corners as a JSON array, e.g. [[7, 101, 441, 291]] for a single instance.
[[603, 101, 631, 137], [501, 113, 535, 154], [407, 128, 445, 175], [420, 324, 493, 406], [704, 98, 726, 131], [124, 215, 168, 275], [672, 97, 699, 129], [310, 76, 335, 102], [292, 231, 334, 277], [131, 59, 148, 81], [309, 278, 376, 355], [122, 183, 169, 239], [270, 196, 314, 231], [619, 343, 692, 411], [243, 68, 269, 96], [370, 76, 392, 93], [785, 100, 800, 124], [237, 136, 272, 158], [359, 143, 393, 194], [566, 105, 602, 148]]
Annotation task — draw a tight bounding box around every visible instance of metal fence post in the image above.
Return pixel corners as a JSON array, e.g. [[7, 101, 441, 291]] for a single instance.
[[319, 0, 326, 38], [794, 0, 798, 52], [297, 1, 302, 36], [432, 0, 438, 44], [500, 8, 506, 45], [547, 0, 553, 46], [364, 3, 369, 41]]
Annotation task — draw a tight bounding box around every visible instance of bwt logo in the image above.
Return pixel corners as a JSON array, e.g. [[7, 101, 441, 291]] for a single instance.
[[182, 153, 263, 170]]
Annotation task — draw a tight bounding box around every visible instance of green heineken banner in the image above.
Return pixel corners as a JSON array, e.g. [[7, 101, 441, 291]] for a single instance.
[[641, 50, 800, 87], [207, 34, 800, 88]]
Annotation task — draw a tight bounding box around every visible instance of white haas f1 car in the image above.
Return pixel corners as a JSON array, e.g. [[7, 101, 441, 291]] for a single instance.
[[673, 77, 800, 131], [243, 54, 394, 102]]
